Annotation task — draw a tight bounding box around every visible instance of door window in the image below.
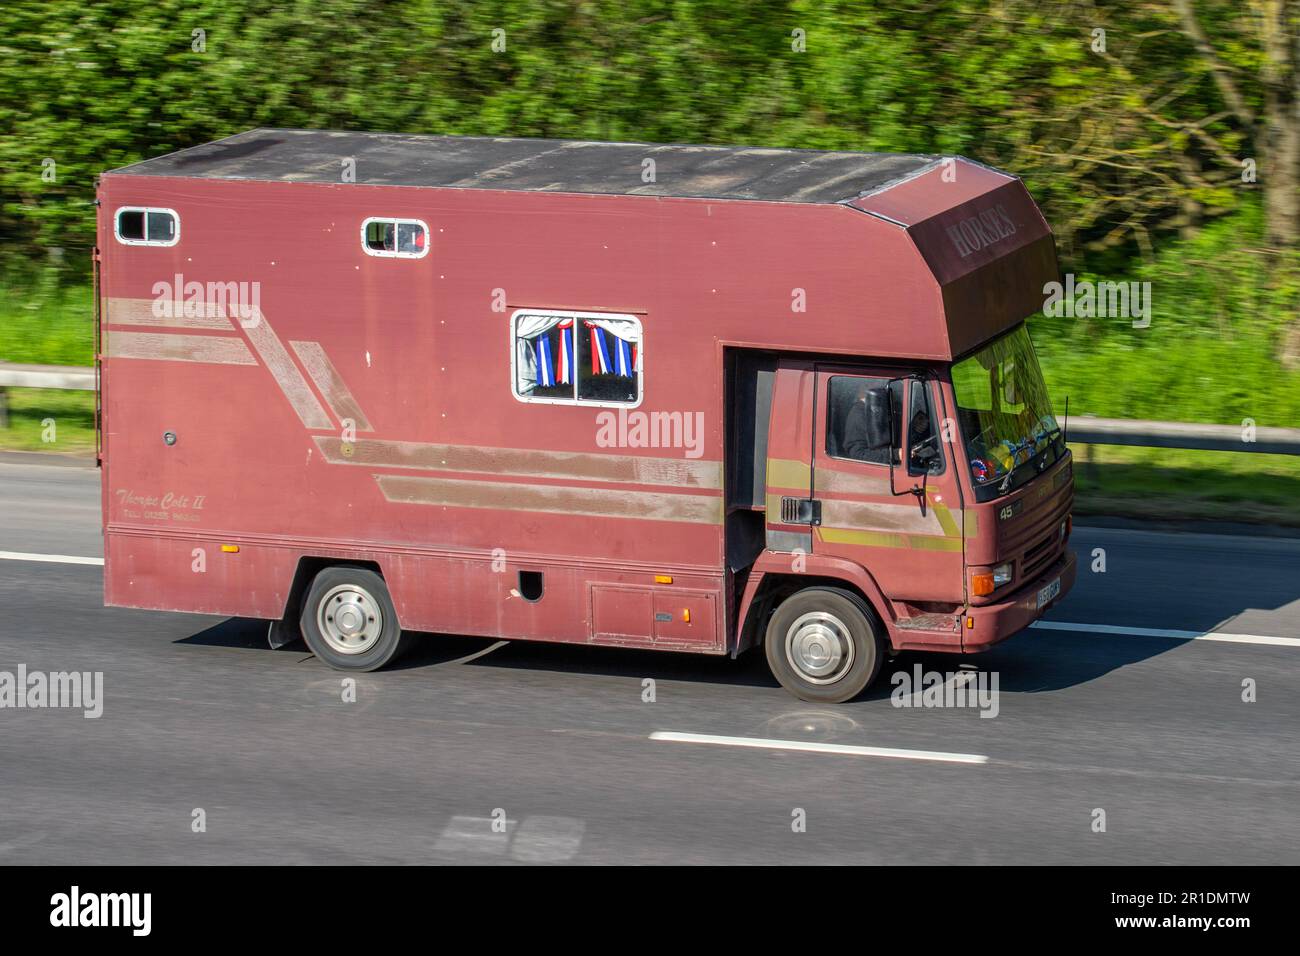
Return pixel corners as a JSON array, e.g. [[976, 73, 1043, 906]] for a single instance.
[[825, 375, 900, 465]]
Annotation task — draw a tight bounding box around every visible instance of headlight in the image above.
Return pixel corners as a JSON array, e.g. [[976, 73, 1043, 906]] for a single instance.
[[972, 563, 1014, 596]]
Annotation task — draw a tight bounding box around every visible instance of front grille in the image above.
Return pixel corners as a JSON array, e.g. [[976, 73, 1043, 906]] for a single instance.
[[1022, 529, 1060, 580]]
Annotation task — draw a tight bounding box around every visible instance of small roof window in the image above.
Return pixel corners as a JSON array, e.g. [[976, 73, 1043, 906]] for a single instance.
[[115, 207, 179, 246], [362, 218, 428, 258]]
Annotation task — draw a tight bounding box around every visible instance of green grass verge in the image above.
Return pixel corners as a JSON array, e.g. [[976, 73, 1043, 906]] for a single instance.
[[1071, 444, 1300, 527], [0, 279, 95, 366], [0, 388, 96, 454], [1029, 202, 1300, 427]]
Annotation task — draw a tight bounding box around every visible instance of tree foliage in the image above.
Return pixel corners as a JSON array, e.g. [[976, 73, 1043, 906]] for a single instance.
[[0, 0, 1295, 279]]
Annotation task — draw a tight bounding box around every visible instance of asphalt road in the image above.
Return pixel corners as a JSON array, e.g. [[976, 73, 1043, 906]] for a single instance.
[[1, 457, 1298, 864]]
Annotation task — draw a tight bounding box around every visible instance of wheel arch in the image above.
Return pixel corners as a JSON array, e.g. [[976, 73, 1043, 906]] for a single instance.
[[278, 555, 388, 627], [734, 551, 894, 656]]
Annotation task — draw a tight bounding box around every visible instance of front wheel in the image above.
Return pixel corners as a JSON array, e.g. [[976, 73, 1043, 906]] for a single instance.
[[299, 566, 409, 671], [764, 587, 884, 703]]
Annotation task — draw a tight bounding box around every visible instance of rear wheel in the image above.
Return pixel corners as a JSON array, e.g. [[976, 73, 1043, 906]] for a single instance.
[[299, 566, 409, 671], [764, 587, 884, 703]]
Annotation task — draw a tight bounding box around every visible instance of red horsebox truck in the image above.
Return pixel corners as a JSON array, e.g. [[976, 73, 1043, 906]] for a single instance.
[[95, 129, 1075, 703]]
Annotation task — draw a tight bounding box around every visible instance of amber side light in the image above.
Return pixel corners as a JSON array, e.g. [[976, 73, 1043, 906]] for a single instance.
[[971, 572, 995, 596]]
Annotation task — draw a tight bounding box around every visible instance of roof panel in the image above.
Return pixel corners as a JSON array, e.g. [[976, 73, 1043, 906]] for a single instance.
[[106, 128, 941, 204]]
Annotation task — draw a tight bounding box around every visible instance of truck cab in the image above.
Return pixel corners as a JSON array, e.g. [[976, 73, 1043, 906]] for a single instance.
[[730, 326, 1075, 702]]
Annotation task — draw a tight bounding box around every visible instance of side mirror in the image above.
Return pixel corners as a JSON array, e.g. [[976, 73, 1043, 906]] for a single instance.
[[863, 387, 894, 450]]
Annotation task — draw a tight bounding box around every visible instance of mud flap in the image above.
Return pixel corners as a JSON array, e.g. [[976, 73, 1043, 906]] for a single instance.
[[267, 617, 302, 650]]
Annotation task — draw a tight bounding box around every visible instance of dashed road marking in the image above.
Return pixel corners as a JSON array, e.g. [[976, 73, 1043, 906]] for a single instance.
[[0, 551, 103, 566], [433, 814, 585, 862], [511, 816, 586, 862], [433, 815, 514, 857], [650, 731, 988, 765], [1030, 621, 1300, 647]]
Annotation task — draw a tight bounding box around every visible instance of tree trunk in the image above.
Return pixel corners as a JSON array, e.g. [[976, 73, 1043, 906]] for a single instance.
[[1267, 2, 1300, 367], [1263, 0, 1300, 249]]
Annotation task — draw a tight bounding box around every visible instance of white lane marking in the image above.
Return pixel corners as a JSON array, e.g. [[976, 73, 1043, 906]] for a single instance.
[[1030, 621, 1300, 647], [650, 731, 988, 765], [433, 815, 514, 857], [511, 816, 586, 863], [0, 551, 103, 566], [432, 814, 585, 862]]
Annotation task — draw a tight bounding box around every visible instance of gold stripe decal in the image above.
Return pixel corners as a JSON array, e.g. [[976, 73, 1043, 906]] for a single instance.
[[103, 330, 257, 365], [816, 468, 892, 497], [769, 459, 967, 549], [291, 341, 373, 432], [771, 459, 899, 497], [377, 475, 723, 524], [241, 310, 333, 430], [929, 498, 962, 537], [105, 297, 231, 330], [316, 436, 721, 488], [820, 499, 946, 536], [766, 457, 809, 491], [816, 526, 963, 552]]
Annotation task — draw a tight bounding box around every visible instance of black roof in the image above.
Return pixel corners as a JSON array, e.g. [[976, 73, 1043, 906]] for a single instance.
[[107, 128, 940, 204]]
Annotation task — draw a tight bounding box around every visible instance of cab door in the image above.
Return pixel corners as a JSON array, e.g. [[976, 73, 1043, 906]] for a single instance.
[[809, 367, 966, 606]]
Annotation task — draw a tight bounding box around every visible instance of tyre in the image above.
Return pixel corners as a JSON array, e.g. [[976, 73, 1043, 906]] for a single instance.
[[299, 565, 409, 671], [764, 587, 884, 703]]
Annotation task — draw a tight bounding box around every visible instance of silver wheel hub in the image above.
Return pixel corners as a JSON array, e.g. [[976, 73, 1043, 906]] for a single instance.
[[318, 584, 383, 655], [785, 611, 855, 685]]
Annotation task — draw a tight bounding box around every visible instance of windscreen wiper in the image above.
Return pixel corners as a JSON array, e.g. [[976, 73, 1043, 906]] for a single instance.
[[997, 436, 1037, 494], [998, 425, 1062, 493], [998, 460, 1019, 494]]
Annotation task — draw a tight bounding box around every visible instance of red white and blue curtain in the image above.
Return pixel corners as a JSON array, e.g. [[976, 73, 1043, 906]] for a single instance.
[[588, 322, 636, 378], [515, 312, 641, 395], [534, 329, 556, 387], [534, 320, 576, 387], [557, 320, 575, 384]]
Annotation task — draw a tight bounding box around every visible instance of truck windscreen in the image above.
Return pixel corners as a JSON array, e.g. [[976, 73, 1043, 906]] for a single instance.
[[952, 325, 1061, 494]]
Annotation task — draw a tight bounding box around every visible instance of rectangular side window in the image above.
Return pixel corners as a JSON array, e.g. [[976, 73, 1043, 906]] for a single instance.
[[364, 220, 394, 253], [115, 207, 178, 246], [146, 211, 175, 243], [117, 210, 145, 240], [361, 218, 428, 258], [512, 310, 642, 407]]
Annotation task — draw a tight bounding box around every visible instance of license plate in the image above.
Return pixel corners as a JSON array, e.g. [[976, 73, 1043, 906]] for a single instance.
[[1036, 577, 1061, 609]]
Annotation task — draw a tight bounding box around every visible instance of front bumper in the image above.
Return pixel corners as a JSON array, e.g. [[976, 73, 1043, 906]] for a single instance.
[[961, 548, 1076, 652]]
